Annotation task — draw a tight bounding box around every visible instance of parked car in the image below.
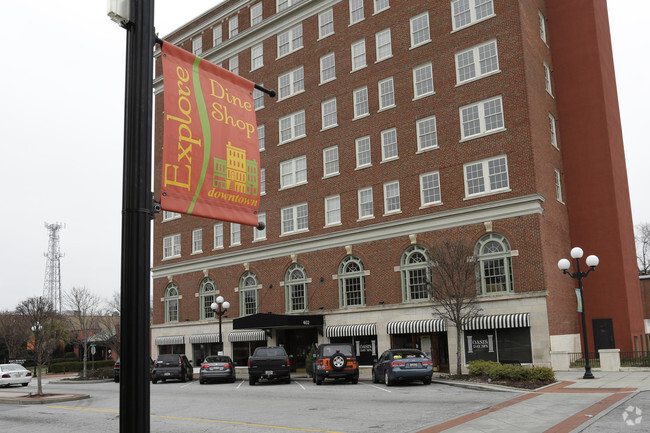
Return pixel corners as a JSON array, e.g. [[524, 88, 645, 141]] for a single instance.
[[114, 358, 154, 383], [0, 363, 32, 387], [151, 354, 193, 384], [313, 343, 359, 385], [199, 355, 236, 384], [248, 346, 291, 385], [372, 349, 433, 386]]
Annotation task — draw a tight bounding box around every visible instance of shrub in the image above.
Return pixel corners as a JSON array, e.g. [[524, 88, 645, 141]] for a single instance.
[[64, 352, 78, 359], [49, 360, 115, 373], [467, 360, 555, 382]]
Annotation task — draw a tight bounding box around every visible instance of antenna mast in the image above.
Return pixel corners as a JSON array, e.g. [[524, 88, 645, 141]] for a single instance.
[[43, 222, 64, 313]]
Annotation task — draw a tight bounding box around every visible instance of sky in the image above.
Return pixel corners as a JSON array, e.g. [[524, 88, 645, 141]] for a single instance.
[[0, 1, 647, 311]]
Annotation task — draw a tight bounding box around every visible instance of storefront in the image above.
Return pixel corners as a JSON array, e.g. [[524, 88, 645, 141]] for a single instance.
[[387, 319, 449, 372], [189, 333, 221, 366], [325, 323, 378, 366], [154, 335, 185, 356], [229, 330, 267, 366], [462, 313, 532, 364]]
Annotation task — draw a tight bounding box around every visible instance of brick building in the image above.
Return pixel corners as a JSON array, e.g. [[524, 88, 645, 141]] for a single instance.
[[151, 0, 644, 372]]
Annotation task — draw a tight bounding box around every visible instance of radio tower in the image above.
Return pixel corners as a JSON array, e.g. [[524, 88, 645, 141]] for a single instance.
[[43, 222, 64, 313]]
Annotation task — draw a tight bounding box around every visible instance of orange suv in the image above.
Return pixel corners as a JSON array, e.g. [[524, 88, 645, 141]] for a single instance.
[[313, 343, 359, 385]]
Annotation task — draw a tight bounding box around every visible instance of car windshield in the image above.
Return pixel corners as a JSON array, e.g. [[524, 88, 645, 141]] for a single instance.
[[391, 350, 426, 359], [204, 356, 230, 363], [321, 345, 353, 357]]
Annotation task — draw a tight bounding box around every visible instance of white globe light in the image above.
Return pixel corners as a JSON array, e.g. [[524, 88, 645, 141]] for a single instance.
[[558, 258, 571, 270], [222, 301, 230, 310], [216, 295, 224, 304], [570, 247, 584, 259], [210, 302, 218, 311], [585, 255, 599, 267]]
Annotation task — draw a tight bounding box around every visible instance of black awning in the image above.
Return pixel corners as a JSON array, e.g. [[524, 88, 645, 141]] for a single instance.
[[233, 313, 324, 330]]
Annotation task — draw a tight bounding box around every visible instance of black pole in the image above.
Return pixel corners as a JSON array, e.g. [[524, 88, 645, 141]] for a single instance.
[[218, 309, 223, 353], [575, 259, 594, 379], [120, 0, 154, 431]]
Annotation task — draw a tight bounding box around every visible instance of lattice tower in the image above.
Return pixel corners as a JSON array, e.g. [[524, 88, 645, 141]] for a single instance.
[[43, 222, 64, 313]]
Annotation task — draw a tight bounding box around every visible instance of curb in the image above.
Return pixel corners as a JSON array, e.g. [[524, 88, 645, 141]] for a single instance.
[[0, 393, 90, 405]]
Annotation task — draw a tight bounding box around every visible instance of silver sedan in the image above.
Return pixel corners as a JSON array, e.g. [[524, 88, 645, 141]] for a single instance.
[[199, 356, 236, 384], [0, 364, 32, 387]]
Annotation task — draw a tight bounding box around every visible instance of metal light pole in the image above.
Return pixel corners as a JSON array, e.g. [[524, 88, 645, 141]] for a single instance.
[[211, 296, 230, 354], [558, 247, 599, 379]]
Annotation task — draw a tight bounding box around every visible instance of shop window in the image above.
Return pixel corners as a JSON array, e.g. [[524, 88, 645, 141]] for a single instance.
[[464, 327, 532, 363]]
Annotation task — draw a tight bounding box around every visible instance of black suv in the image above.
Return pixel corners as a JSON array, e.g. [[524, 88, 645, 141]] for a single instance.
[[313, 343, 359, 385], [151, 354, 193, 383]]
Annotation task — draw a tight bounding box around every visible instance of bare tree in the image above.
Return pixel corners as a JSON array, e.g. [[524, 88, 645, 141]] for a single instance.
[[64, 287, 101, 378], [0, 310, 30, 362], [97, 290, 121, 359], [636, 222, 650, 275], [427, 240, 482, 375]]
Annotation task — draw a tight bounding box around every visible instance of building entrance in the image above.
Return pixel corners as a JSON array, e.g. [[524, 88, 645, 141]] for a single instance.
[[276, 328, 318, 371]]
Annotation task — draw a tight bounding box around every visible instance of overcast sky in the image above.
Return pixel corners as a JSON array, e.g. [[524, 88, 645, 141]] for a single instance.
[[0, 1, 646, 311]]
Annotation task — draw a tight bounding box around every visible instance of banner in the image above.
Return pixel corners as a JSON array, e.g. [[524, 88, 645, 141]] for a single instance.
[[161, 42, 260, 227]]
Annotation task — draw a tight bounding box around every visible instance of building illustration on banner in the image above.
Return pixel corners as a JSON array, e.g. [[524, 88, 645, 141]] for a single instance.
[[212, 141, 259, 197]]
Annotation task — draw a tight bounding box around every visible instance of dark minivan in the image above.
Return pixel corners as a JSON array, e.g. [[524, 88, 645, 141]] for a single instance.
[[151, 354, 193, 384]]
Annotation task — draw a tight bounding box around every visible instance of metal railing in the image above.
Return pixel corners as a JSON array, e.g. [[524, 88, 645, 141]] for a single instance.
[[568, 352, 600, 368], [620, 351, 650, 367]]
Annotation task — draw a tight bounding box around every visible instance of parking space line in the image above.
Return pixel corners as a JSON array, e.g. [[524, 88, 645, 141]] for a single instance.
[[236, 379, 244, 389], [180, 381, 195, 389], [295, 381, 305, 390], [365, 383, 391, 393]]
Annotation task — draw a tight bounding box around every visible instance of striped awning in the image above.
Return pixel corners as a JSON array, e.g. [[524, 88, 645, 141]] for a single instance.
[[325, 323, 377, 338], [228, 330, 267, 342], [189, 333, 221, 344], [462, 313, 530, 330], [387, 319, 447, 334], [154, 335, 184, 346]]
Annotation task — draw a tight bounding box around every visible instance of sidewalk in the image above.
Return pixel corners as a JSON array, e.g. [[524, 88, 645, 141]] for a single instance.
[[0, 373, 90, 405]]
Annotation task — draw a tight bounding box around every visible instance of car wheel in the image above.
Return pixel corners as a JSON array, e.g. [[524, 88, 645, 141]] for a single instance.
[[114, 377, 119, 383], [351, 375, 359, 384], [152, 379, 157, 384], [423, 377, 432, 385], [162, 379, 166, 382], [21, 383, 28, 387], [249, 376, 256, 386], [384, 371, 393, 387], [330, 353, 346, 371], [284, 377, 291, 384], [199, 379, 205, 384], [372, 370, 379, 383], [315, 375, 323, 385]]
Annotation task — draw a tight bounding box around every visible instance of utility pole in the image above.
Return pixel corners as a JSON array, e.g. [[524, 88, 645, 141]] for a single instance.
[[43, 222, 64, 314]]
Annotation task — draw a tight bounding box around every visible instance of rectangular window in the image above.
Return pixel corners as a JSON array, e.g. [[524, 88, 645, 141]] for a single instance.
[[349, 0, 364, 24], [162, 211, 180, 222], [319, 9, 334, 39], [323, 146, 339, 177], [279, 110, 306, 143], [381, 128, 398, 162], [383, 181, 401, 214], [555, 169, 563, 202], [544, 62, 553, 95], [549, 113, 558, 148], [417, 116, 438, 151], [351, 39, 366, 71], [192, 229, 202, 253], [163, 234, 181, 259], [281, 203, 309, 234], [452, 0, 495, 31], [258, 124, 265, 151], [241, 289, 258, 316], [260, 168, 266, 195], [192, 36, 202, 55], [213, 224, 223, 249], [464, 155, 509, 197], [229, 55, 239, 74], [277, 0, 301, 12], [213, 25, 222, 46], [378, 77, 395, 110], [321, 98, 338, 130], [374, 0, 389, 13], [413, 63, 434, 98], [254, 213, 266, 241], [230, 223, 241, 246], [375, 28, 392, 61], [280, 155, 307, 188], [229, 15, 238, 37], [320, 53, 336, 84], [410, 13, 430, 48], [251, 2, 263, 26], [278, 66, 305, 100], [277, 24, 303, 58], [325, 195, 341, 226], [539, 11, 547, 43], [253, 86, 264, 110], [251, 44, 264, 70], [355, 136, 371, 168], [358, 187, 374, 219], [456, 39, 499, 84], [460, 95, 504, 140], [353, 86, 369, 119], [420, 171, 441, 206]]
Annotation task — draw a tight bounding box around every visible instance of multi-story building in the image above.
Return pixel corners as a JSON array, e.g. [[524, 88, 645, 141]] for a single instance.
[[151, 0, 644, 372]]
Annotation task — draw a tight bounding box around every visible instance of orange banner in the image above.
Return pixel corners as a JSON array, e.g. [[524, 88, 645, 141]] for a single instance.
[[161, 42, 260, 227]]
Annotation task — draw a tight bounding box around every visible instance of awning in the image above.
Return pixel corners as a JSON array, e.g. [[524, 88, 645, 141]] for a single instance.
[[189, 333, 221, 344], [325, 323, 376, 337], [462, 313, 530, 330], [233, 313, 323, 329], [154, 335, 184, 346], [228, 330, 267, 342], [387, 319, 447, 334]]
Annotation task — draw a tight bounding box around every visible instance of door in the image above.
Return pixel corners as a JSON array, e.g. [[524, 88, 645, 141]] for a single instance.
[[592, 318, 615, 352]]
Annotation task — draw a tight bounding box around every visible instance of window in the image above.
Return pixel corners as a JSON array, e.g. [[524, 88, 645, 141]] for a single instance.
[[455, 40, 499, 84], [279, 110, 306, 143], [349, 0, 364, 24], [253, 86, 264, 110], [323, 146, 339, 177], [260, 168, 266, 195], [353, 87, 369, 119], [163, 234, 181, 259], [277, 0, 301, 12], [251, 44, 264, 70], [230, 223, 241, 246], [162, 211, 180, 221], [475, 233, 514, 295], [338, 255, 366, 307], [213, 25, 222, 46], [239, 271, 259, 316], [539, 11, 547, 44], [464, 155, 509, 197], [355, 136, 371, 168], [280, 155, 307, 189], [374, 0, 389, 13], [413, 63, 434, 98], [378, 77, 395, 110], [321, 98, 338, 130], [229, 15, 238, 37], [325, 195, 341, 226], [164, 284, 179, 323], [277, 24, 303, 58], [199, 278, 216, 320], [544, 62, 553, 95], [383, 181, 401, 214], [410, 13, 430, 48], [192, 228, 202, 254], [278, 66, 304, 100], [192, 36, 202, 55], [254, 213, 267, 241], [251, 2, 263, 26], [549, 113, 558, 148], [381, 128, 398, 162], [460, 95, 504, 140], [281, 203, 309, 235], [420, 171, 441, 206], [358, 187, 374, 219], [555, 169, 563, 202], [286, 264, 308, 312], [214, 223, 224, 249], [416, 116, 438, 151], [351, 39, 366, 71], [320, 53, 336, 84], [319, 9, 334, 39], [229, 55, 239, 74], [375, 29, 392, 61], [401, 245, 430, 302], [451, 0, 495, 31], [258, 125, 265, 151]]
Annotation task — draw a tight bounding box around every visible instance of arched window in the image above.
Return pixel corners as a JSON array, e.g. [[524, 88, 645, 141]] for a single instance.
[[400, 245, 431, 302], [338, 255, 366, 307], [164, 283, 179, 323], [475, 233, 513, 295], [285, 264, 308, 312], [199, 278, 216, 320], [239, 271, 259, 316]]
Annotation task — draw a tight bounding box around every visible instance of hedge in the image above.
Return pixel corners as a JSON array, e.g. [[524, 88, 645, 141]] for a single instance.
[[49, 360, 115, 373], [467, 360, 555, 382]]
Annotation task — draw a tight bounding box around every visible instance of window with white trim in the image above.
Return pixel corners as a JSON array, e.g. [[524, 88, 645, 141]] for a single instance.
[[410, 13, 430, 48], [353, 86, 369, 119], [164, 283, 179, 323], [374, 0, 389, 14], [260, 168, 266, 195], [163, 234, 181, 259], [192, 228, 202, 254], [258, 125, 265, 151], [400, 245, 431, 302], [455, 39, 499, 84], [338, 255, 366, 307], [381, 128, 398, 162], [451, 0, 495, 31], [213, 25, 222, 46], [378, 77, 395, 110], [413, 63, 434, 98], [375, 28, 392, 62], [325, 195, 341, 226], [355, 136, 371, 168], [349, 0, 364, 24], [277, 0, 301, 12], [251, 2, 263, 26], [229, 54, 239, 74], [539, 11, 547, 44], [229, 15, 238, 37], [278, 24, 303, 58], [475, 233, 514, 295], [351, 39, 366, 71], [321, 98, 338, 130], [281, 203, 308, 234], [417, 116, 438, 151], [254, 213, 266, 241], [464, 155, 509, 197], [230, 223, 241, 246], [280, 155, 307, 189], [555, 169, 563, 203], [286, 263, 308, 312], [319, 9, 334, 39], [549, 113, 558, 149], [323, 146, 339, 177], [358, 187, 374, 219], [239, 271, 259, 316], [162, 211, 180, 222], [460, 95, 504, 140], [199, 278, 216, 320], [213, 223, 223, 249], [383, 180, 401, 214], [544, 62, 553, 96], [320, 53, 336, 84], [278, 66, 304, 100], [251, 44, 263, 70], [420, 171, 441, 206], [279, 110, 306, 143], [253, 86, 264, 110], [192, 36, 202, 55]]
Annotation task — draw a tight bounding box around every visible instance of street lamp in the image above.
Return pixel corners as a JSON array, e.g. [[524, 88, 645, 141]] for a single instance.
[[558, 247, 599, 379], [211, 296, 230, 355]]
